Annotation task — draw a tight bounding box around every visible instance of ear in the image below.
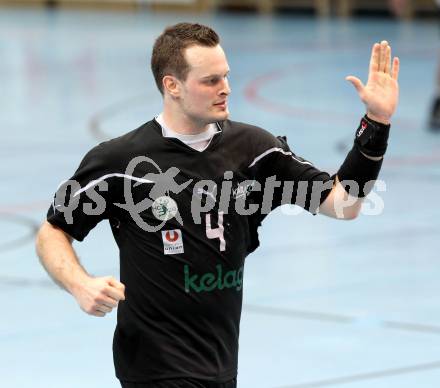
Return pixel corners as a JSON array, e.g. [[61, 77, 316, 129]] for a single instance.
[[162, 75, 181, 98]]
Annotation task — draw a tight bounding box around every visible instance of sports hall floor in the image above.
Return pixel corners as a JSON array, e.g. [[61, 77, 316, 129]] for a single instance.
[[1, 5, 440, 388]]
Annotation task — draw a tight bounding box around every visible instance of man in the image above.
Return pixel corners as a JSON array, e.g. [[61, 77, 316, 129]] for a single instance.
[[36, 23, 399, 388]]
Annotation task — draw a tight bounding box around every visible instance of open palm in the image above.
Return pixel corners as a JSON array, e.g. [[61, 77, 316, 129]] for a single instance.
[[346, 41, 400, 124]]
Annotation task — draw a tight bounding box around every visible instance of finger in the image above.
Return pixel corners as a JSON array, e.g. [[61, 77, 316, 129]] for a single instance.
[[92, 310, 106, 317], [95, 304, 112, 314], [104, 285, 125, 302], [105, 277, 126, 300], [391, 57, 400, 81], [379, 40, 388, 73], [97, 296, 119, 308], [345, 76, 365, 94], [108, 277, 126, 293], [369, 43, 380, 73], [385, 45, 391, 75]]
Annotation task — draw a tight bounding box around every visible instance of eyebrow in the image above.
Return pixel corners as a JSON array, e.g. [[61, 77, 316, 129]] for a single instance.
[[201, 70, 230, 80]]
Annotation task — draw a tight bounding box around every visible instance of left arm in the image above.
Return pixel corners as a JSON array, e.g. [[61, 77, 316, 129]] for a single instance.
[[318, 40, 400, 219]]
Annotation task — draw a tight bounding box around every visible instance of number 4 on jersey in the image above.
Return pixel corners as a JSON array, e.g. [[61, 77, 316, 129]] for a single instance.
[[205, 212, 226, 251]]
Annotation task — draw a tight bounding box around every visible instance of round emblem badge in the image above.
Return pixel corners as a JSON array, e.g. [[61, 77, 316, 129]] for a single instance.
[[152, 196, 178, 221]]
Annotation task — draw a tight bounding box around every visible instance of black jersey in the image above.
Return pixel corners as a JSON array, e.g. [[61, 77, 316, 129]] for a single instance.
[[47, 119, 331, 382]]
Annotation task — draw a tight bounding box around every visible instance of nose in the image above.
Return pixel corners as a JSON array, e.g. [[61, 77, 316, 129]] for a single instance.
[[220, 77, 231, 96]]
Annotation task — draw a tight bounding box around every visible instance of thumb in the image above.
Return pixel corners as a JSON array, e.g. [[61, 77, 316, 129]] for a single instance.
[[107, 276, 126, 293], [345, 76, 364, 94]]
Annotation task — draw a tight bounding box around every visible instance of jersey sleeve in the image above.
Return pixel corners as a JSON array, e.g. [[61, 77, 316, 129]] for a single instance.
[[255, 135, 334, 215], [46, 143, 121, 241]]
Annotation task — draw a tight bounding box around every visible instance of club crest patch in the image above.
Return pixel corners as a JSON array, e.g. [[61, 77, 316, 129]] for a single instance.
[[161, 229, 184, 255], [152, 196, 178, 221]]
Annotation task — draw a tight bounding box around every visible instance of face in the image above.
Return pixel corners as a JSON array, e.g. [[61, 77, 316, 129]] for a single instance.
[[174, 44, 231, 125]]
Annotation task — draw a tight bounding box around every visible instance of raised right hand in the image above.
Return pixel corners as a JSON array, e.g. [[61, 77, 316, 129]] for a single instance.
[[345, 40, 399, 125], [71, 276, 126, 317]]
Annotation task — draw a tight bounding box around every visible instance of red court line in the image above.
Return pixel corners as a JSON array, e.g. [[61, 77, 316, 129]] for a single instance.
[[0, 200, 49, 214]]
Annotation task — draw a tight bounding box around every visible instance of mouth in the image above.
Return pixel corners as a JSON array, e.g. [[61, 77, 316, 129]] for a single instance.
[[214, 101, 227, 109]]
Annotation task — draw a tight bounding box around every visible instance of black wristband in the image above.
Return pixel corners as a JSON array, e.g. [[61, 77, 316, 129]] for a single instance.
[[337, 145, 383, 197], [354, 115, 390, 157]]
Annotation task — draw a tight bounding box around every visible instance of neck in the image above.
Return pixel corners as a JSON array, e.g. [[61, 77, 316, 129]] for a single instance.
[[162, 104, 211, 135]]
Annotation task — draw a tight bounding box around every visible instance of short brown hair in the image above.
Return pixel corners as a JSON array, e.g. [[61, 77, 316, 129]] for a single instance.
[[151, 23, 220, 94]]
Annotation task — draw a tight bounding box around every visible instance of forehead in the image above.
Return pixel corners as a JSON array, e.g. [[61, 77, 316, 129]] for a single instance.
[[184, 44, 229, 77]]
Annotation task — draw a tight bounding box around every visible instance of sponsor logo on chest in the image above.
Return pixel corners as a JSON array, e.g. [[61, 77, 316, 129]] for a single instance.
[[161, 229, 184, 255], [184, 263, 244, 293]]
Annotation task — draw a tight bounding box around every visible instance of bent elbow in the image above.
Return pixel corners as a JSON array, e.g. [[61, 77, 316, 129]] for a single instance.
[[35, 223, 48, 259], [35, 223, 43, 246], [35, 221, 73, 257], [344, 209, 360, 220]]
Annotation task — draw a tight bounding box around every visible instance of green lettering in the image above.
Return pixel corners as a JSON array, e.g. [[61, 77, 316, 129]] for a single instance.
[[224, 270, 236, 289], [236, 266, 244, 291], [184, 264, 201, 293], [200, 272, 216, 292], [216, 264, 224, 290], [183, 263, 244, 293]]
